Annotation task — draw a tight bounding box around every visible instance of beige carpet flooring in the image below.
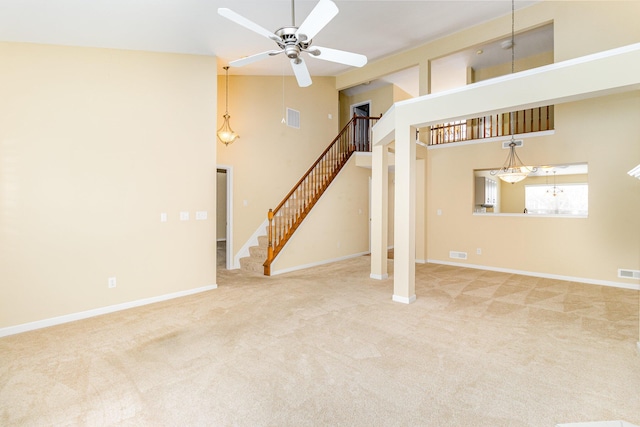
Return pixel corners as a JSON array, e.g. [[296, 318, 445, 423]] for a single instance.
[[1, 251, 639, 426]]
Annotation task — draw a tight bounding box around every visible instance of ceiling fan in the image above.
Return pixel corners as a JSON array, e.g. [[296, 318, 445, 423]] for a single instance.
[[218, 0, 368, 87]]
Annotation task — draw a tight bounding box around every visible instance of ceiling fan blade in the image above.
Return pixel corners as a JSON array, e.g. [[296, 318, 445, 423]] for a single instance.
[[295, 0, 339, 42], [290, 58, 312, 87], [310, 46, 368, 67], [229, 50, 282, 67], [218, 8, 280, 42]]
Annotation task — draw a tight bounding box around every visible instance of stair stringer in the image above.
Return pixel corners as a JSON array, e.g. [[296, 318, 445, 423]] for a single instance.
[[233, 218, 268, 269], [269, 157, 371, 275]]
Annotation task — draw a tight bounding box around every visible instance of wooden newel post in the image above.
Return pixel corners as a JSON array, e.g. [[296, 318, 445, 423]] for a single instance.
[[264, 209, 274, 276]]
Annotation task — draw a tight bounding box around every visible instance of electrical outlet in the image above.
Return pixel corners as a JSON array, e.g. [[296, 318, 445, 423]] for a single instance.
[[195, 211, 207, 220], [180, 211, 189, 221], [476, 248, 482, 255], [108, 277, 117, 288]]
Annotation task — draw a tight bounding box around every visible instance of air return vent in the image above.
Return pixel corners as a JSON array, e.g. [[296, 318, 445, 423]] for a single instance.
[[449, 251, 468, 260], [286, 108, 300, 129], [618, 269, 640, 279], [502, 139, 523, 149]]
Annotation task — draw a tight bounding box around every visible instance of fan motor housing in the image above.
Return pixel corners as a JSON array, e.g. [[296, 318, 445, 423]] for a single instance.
[[275, 26, 311, 58]]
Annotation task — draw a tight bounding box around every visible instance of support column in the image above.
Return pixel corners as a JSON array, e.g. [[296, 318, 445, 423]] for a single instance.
[[415, 158, 426, 263], [370, 144, 388, 280], [418, 60, 432, 145], [393, 124, 416, 303]]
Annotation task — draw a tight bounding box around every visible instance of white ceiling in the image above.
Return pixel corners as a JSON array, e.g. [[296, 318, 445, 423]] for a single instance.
[[0, 0, 542, 92]]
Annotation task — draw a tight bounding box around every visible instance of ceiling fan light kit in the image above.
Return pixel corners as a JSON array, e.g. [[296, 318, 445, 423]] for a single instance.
[[218, 0, 367, 87]]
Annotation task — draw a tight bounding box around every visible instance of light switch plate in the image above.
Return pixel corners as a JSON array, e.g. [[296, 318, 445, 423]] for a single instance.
[[195, 211, 207, 220], [180, 211, 189, 221]]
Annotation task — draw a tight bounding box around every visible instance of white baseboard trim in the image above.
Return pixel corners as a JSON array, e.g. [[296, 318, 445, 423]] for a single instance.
[[234, 218, 268, 269], [0, 284, 217, 338], [392, 294, 417, 304], [270, 251, 370, 276], [416, 258, 427, 264], [426, 259, 640, 291], [370, 273, 389, 280]]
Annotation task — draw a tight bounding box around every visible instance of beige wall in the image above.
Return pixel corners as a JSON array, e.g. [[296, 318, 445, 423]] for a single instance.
[[551, 1, 640, 62], [393, 85, 413, 103], [216, 75, 339, 262], [339, 84, 394, 129], [426, 92, 640, 283], [337, 1, 640, 92], [473, 51, 554, 83], [272, 158, 371, 272], [0, 42, 218, 329]]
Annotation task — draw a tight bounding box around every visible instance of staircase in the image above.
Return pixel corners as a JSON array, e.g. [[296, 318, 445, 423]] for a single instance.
[[238, 114, 379, 276], [239, 234, 269, 274]]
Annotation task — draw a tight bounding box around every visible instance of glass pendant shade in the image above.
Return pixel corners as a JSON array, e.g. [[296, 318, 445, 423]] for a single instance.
[[496, 166, 529, 184], [217, 113, 239, 145]]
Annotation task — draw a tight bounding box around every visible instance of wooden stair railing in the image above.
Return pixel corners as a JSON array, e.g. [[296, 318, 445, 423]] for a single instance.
[[263, 115, 380, 276], [429, 105, 554, 146]]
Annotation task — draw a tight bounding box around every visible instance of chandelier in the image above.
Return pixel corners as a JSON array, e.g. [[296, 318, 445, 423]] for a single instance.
[[546, 170, 564, 197], [492, 139, 534, 184], [491, 0, 535, 184]]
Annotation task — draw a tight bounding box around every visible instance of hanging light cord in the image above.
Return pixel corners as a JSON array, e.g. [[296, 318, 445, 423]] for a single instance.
[[511, 0, 515, 75], [509, 0, 515, 137], [224, 66, 230, 115]]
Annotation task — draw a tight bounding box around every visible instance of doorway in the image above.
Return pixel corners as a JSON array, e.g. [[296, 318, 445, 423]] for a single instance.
[[216, 166, 233, 270], [351, 101, 371, 151]]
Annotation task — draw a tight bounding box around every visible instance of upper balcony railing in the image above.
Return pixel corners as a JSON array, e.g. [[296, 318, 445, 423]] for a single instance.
[[429, 105, 554, 146]]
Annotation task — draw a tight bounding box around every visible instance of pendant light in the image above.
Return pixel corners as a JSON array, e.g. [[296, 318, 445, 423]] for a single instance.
[[491, 0, 534, 184], [546, 170, 564, 197], [217, 66, 239, 146], [493, 140, 532, 184]]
